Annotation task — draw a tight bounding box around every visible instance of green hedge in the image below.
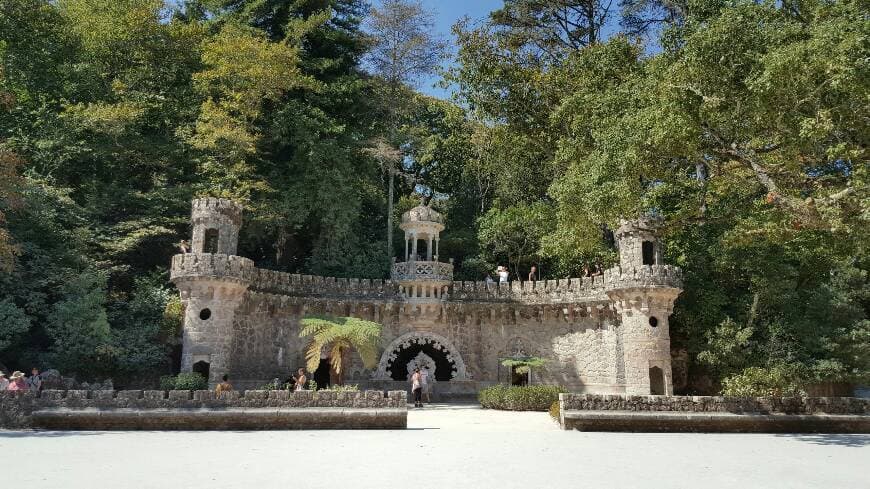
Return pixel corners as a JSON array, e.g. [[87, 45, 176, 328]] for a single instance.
[[159, 372, 208, 391], [478, 384, 567, 411]]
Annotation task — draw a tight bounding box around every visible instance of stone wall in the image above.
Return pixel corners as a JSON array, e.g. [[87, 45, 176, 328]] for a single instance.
[[0, 390, 407, 430], [560, 393, 870, 414]]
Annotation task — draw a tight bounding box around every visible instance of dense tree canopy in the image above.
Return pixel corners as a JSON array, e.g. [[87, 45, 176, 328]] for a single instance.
[[0, 0, 866, 393]]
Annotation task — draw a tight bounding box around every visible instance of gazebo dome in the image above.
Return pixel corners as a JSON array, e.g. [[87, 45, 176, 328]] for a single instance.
[[401, 205, 444, 226]]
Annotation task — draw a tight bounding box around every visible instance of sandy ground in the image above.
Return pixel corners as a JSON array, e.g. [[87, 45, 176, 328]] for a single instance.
[[1, 404, 867, 489]]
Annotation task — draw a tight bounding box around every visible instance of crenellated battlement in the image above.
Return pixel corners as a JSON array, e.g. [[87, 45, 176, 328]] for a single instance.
[[191, 197, 242, 225], [603, 264, 683, 292], [448, 276, 608, 304], [252, 268, 401, 300], [170, 253, 256, 284]]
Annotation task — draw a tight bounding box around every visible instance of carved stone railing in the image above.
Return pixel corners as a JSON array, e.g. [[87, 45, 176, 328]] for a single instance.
[[603, 265, 683, 291], [253, 269, 401, 300], [391, 260, 453, 282], [170, 253, 256, 284], [448, 277, 609, 304]]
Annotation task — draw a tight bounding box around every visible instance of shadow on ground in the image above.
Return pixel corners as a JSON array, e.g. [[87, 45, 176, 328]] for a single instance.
[[775, 433, 870, 447]]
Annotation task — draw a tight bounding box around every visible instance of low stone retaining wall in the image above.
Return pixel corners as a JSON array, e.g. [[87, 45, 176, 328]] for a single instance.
[[1, 390, 407, 430], [559, 394, 870, 432]]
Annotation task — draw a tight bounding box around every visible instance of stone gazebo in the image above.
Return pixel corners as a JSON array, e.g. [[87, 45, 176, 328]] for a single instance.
[[391, 205, 453, 302]]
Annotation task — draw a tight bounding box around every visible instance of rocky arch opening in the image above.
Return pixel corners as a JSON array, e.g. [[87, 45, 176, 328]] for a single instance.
[[389, 342, 454, 381]]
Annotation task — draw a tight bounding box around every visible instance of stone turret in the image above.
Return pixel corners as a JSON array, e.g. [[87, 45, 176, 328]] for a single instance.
[[171, 198, 253, 386], [391, 205, 453, 302], [191, 198, 242, 255], [605, 218, 683, 395]]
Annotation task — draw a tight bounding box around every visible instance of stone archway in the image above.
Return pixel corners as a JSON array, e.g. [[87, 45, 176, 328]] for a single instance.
[[373, 332, 469, 381]]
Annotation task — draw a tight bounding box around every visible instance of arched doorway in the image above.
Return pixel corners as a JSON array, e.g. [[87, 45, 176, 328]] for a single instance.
[[192, 360, 210, 381], [649, 366, 664, 395], [373, 332, 469, 381]]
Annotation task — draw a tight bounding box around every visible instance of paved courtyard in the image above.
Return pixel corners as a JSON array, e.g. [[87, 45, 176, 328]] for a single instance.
[[1, 405, 867, 489]]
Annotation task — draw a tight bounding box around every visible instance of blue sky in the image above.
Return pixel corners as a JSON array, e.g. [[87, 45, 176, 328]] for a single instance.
[[371, 0, 505, 99]]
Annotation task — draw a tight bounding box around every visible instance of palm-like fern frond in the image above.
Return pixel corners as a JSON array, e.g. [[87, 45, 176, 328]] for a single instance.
[[299, 315, 383, 380]]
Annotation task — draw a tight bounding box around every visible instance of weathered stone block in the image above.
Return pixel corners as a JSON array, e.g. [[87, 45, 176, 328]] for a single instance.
[[194, 390, 215, 401], [144, 390, 165, 400], [66, 390, 88, 400], [244, 390, 268, 400], [117, 390, 143, 400], [169, 390, 191, 401], [93, 390, 115, 400], [41, 390, 65, 401]]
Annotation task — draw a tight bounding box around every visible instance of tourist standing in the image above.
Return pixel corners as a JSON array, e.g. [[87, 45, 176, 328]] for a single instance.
[[293, 368, 307, 391], [215, 374, 233, 397], [0, 372, 8, 391], [178, 239, 190, 254], [497, 266, 509, 284], [7, 371, 26, 391], [26, 368, 41, 392], [528, 266, 537, 282], [485, 274, 494, 285], [421, 366, 431, 403], [410, 368, 423, 408]]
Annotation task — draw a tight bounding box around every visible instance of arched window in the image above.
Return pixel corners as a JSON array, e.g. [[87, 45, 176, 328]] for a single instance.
[[203, 229, 219, 253], [642, 241, 656, 265]]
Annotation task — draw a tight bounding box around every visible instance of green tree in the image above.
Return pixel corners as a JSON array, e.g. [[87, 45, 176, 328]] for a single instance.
[[299, 315, 382, 385]]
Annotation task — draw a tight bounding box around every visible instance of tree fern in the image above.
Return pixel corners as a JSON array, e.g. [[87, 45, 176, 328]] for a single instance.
[[299, 315, 383, 384]]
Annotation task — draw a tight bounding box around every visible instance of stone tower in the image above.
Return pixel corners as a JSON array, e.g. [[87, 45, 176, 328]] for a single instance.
[[171, 198, 255, 386], [604, 218, 683, 395]]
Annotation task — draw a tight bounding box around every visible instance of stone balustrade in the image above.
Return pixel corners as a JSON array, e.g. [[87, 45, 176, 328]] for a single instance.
[[602, 264, 683, 291], [558, 394, 870, 433], [253, 269, 401, 299], [1, 390, 407, 430], [448, 276, 608, 304], [391, 260, 453, 282], [170, 253, 257, 284]]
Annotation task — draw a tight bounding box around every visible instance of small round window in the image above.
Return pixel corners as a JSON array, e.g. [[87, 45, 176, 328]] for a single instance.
[[199, 308, 212, 320], [649, 316, 659, 327]]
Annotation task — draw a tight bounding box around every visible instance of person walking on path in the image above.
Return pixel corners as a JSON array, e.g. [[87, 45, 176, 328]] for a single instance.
[[215, 374, 233, 397], [292, 368, 307, 391], [0, 372, 8, 391], [410, 368, 423, 408], [421, 366, 431, 403], [26, 368, 41, 392], [7, 371, 26, 391]]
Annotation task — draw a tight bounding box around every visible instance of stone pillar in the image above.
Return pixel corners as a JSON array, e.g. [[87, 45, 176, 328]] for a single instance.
[[411, 234, 418, 262], [427, 236, 433, 261], [435, 238, 439, 259]]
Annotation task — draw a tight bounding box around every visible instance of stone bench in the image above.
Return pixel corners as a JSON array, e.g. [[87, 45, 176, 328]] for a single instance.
[[32, 407, 407, 430], [560, 410, 870, 433]]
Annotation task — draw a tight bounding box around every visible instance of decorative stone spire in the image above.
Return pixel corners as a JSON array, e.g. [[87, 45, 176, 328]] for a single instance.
[[392, 205, 452, 303]]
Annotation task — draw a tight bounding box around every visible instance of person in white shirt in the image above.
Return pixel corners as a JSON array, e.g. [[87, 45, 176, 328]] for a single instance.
[[0, 372, 8, 391], [421, 366, 431, 403], [497, 266, 509, 284]]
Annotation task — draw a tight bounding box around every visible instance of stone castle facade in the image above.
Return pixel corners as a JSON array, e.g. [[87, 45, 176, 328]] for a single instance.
[[170, 198, 683, 397]]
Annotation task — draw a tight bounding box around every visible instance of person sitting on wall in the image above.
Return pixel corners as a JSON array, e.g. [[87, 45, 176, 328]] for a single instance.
[[215, 374, 233, 397], [582, 264, 591, 277], [26, 367, 41, 392], [6, 371, 26, 391], [178, 239, 190, 254], [292, 368, 307, 391], [591, 262, 603, 277]]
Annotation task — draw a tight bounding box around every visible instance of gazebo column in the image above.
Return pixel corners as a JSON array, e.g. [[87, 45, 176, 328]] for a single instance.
[[411, 234, 418, 261], [427, 236, 433, 261]]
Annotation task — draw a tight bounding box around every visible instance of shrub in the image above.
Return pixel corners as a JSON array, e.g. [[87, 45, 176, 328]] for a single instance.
[[159, 375, 176, 391], [171, 372, 208, 391], [478, 384, 567, 411], [720, 364, 808, 397], [548, 400, 560, 421]]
